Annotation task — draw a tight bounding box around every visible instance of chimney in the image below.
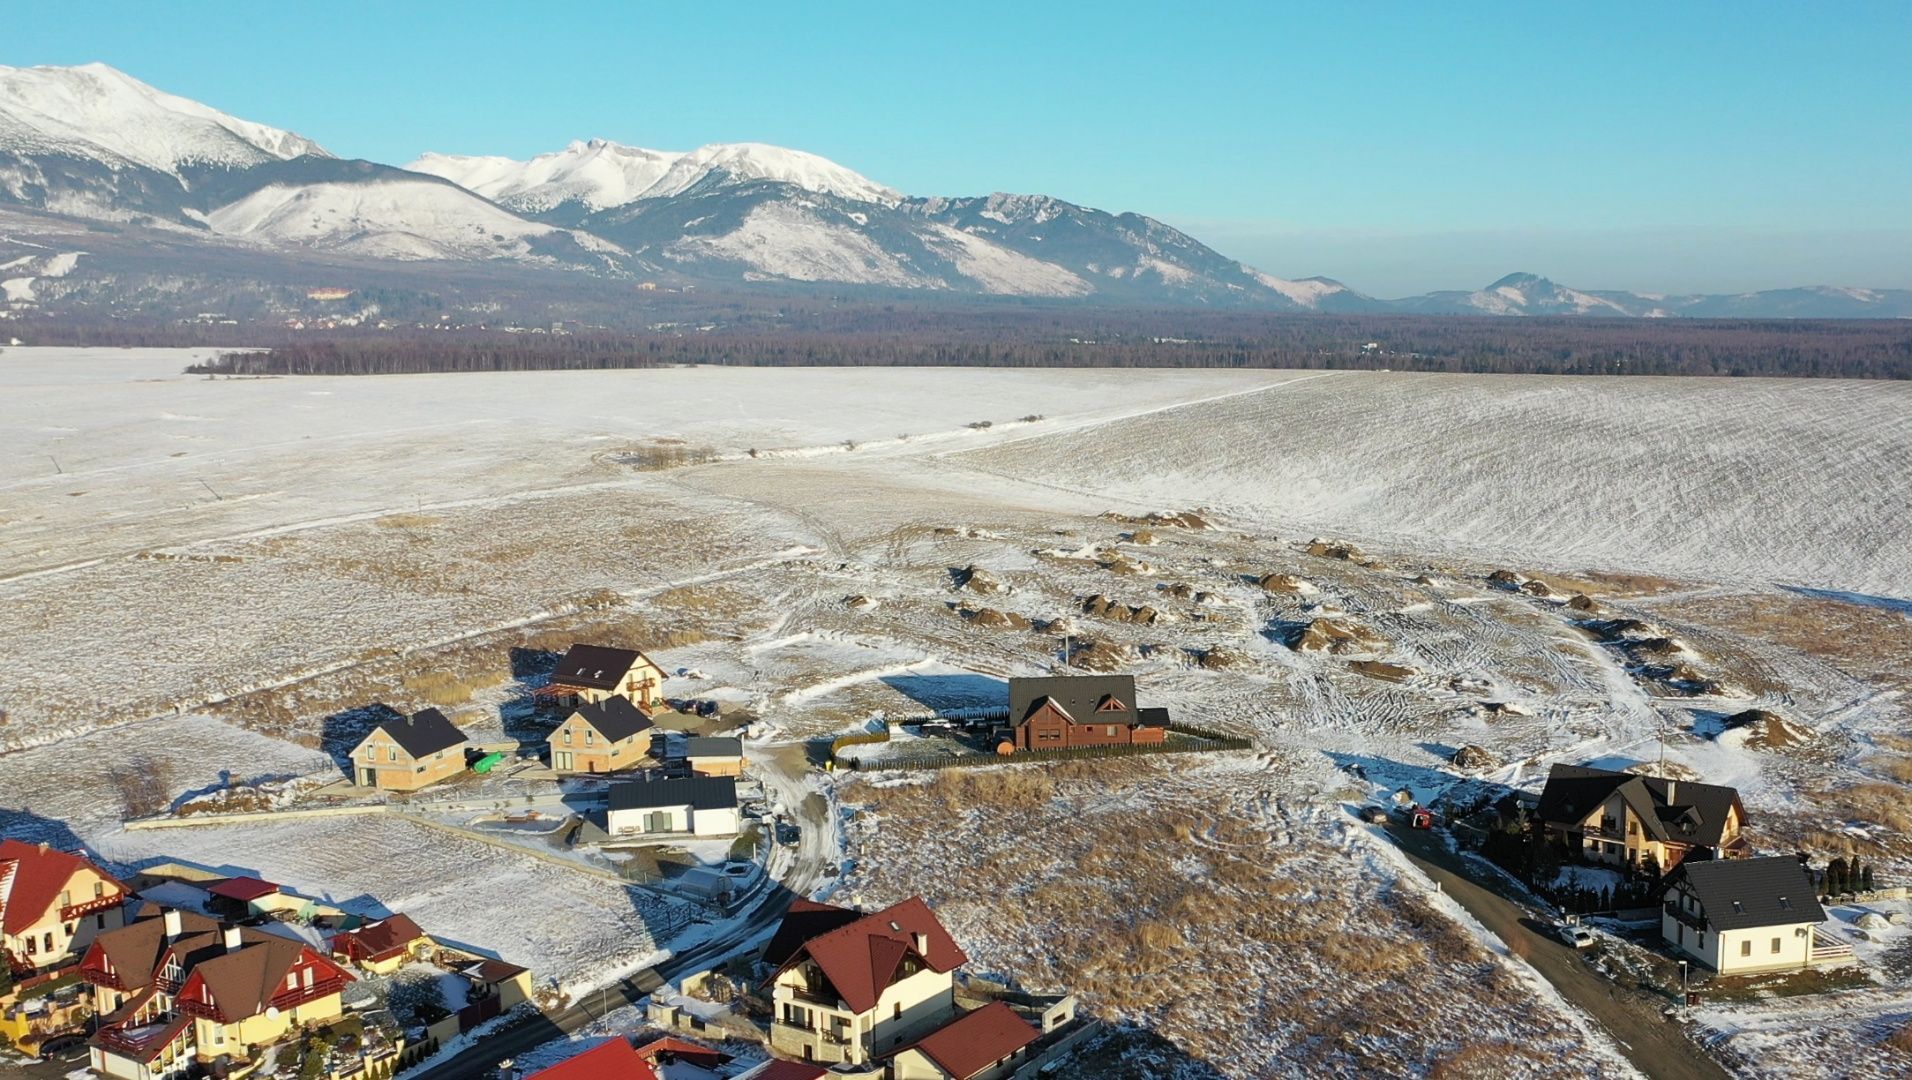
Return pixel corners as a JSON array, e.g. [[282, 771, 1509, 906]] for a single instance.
[[223, 926, 243, 953], [163, 909, 182, 941], [1665, 778, 1677, 804], [912, 931, 928, 956]]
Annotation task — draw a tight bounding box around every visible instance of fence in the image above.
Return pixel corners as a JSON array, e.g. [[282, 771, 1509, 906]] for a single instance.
[[851, 725, 1251, 772], [829, 724, 892, 761]]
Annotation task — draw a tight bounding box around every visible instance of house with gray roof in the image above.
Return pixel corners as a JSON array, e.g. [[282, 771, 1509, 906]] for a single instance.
[[349, 707, 470, 792], [684, 736, 745, 777], [1662, 856, 1846, 974], [606, 777, 739, 837], [1535, 764, 1749, 872]]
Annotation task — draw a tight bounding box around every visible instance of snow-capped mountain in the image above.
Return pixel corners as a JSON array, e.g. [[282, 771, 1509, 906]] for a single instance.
[[1396, 273, 1648, 316], [408, 139, 901, 221]]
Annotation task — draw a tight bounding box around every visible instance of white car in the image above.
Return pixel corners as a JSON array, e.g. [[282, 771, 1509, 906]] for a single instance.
[[1560, 925, 1596, 950]]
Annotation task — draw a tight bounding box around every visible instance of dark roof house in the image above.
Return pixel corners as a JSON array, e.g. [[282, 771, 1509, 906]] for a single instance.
[[685, 736, 742, 758], [1535, 764, 1747, 851], [376, 707, 470, 759], [608, 776, 738, 813], [1007, 675, 1137, 726], [551, 644, 646, 691], [571, 696, 655, 742], [1667, 857, 1826, 930]]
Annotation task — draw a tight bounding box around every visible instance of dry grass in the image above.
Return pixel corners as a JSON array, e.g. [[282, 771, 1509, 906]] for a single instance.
[[1667, 591, 1912, 686], [400, 669, 506, 708], [373, 513, 441, 529], [1885, 1018, 1912, 1054]]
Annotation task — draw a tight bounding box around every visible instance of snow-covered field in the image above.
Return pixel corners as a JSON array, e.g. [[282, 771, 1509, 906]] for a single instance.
[[1, 349, 1907, 1076]]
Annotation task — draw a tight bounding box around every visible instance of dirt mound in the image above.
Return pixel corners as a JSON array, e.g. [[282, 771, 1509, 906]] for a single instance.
[[1566, 594, 1600, 612], [1583, 617, 1661, 642], [1640, 663, 1731, 697], [1486, 569, 1524, 589], [1520, 579, 1556, 598], [963, 607, 1031, 631], [1081, 595, 1164, 624], [1067, 638, 1132, 671], [1451, 745, 1501, 770], [1474, 700, 1532, 717], [1623, 761, 1702, 783], [1127, 528, 1158, 545], [1099, 553, 1151, 575], [1257, 573, 1311, 593], [1103, 509, 1210, 530], [951, 564, 1004, 594], [1720, 708, 1807, 749], [1412, 574, 1442, 587], [842, 594, 877, 610], [1287, 617, 1386, 655], [1041, 615, 1078, 636], [1194, 646, 1249, 670], [1305, 539, 1363, 561], [1622, 636, 1689, 662], [1349, 660, 1417, 683]]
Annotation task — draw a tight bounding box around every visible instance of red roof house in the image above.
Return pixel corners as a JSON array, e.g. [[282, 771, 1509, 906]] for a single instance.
[[525, 1037, 658, 1080], [897, 1001, 1042, 1079], [768, 896, 967, 1014]]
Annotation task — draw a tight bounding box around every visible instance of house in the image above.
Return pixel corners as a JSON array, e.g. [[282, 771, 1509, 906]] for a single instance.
[[1662, 856, 1841, 974], [551, 696, 656, 774], [349, 707, 471, 791], [634, 1035, 732, 1072], [734, 1063, 827, 1080], [81, 907, 353, 1079], [0, 839, 131, 975], [332, 913, 430, 975], [540, 643, 667, 710], [204, 876, 280, 919], [684, 736, 745, 777], [765, 896, 967, 1066], [887, 1000, 1042, 1080], [526, 1037, 658, 1080], [1535, 764, 1749, 872], [606, 777, 739, 837], [1005, 675, 1169, 753]]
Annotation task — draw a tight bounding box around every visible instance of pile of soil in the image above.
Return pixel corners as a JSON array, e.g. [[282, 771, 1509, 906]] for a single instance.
[[1099, 553, 1151, 576], [1566, 594, 1600, 612], [842, 594, 877, 610], [1624, 760, 1702, 782], [1520, 579, 1556, 598], [1622, 636, 1689, 662], [1127, 528, 1158, 545], [1287, 617, 1386, 655], [1640, 663, 1731, 697], [1194, 646, 1249, 670], [1451, 745, 1501, 770], [1257, 573, 1310, 593], [1486, 569, 1525, 589], [1162, 582, 1222, 605], [1080, 595, 1163, 624], [1067, 638, 1133, 671], [1720, 708, 1807, 749], [951, 564, 1004, 594], [1582, 617, 1661, 642], [1306, 539, 1363, 561], [1349, 660, 1417, 683], [1475, 700, 1532, 717], [963, 607, 1031, 631], [1103, 509, 1210, 530]]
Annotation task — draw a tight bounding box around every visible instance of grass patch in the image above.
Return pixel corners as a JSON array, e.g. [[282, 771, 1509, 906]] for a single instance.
[[1700, 964, 1875, 1002]]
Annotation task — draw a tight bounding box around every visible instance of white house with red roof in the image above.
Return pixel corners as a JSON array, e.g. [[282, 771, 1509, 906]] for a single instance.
[[0, 839, 131, 975]]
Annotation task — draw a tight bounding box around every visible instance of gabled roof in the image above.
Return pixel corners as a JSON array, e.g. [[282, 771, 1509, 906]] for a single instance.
[[551, 643, 651, 690], [775, 896, 966, 1014], [1007, 675, 1137, 727], [85, 909, 223, 992], [207, 876, 279, 903], [608, 776, 737, 813], [761, 898, 863, 969], [902, 1001, 1041, 1079], [184, 936, 315, 1019], [334, 913, 426, 963], [1668, 856, 1826, 931], [525, 1036, 659, 1080], [0, 838, 125, 934], [684, 736, 742, 758], [1535, 764, 1746, 848], [633, 1035, 730, 1068], [570, 696, 655, 742], [371, 707, 469, 759]]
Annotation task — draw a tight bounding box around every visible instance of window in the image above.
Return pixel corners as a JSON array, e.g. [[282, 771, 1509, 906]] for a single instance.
[[1106, 725, 1116, 736], [286, 973, 298, 990], [388, 746, 397, 762], [1731, 901, 1744, 914], [586, 730, 595, 746], [1741, 940, 1751, 957], [97, 913, 108, 929], [1697, 932, 1705, 950], [304, 968, 314, 988], [95, 881, 105, 898], [43, 932, 53, 951], [1778, 896, 1792, 911], [893, 1002, 902, 1020], [1772, 937, 1782, 954], [563, 730, 572, 744]]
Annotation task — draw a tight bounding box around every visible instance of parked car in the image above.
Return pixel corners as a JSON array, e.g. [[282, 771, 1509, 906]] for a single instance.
[[1557, 924, 1596, 950], [40, 1034, 88, 1062], [1359, 805, 1390, 824]]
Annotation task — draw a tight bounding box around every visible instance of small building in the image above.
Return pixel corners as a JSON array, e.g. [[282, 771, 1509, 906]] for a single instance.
[[1536, 764, 1749, 872], [1662, 856, 1838, 974], [551, 697, 656, 774], [205, 876, 281, 919], [0, 839, 131, 975], [1005, 675, 1169, 752], [332, 913, 430, 975], [526, 1037, 655, 1080], [606, 777, 739, 837], [684, 736, 745, 777], [888, 1000, 1042, 1080], [349, 708, 471, 791], [540, 643, 667, 710]]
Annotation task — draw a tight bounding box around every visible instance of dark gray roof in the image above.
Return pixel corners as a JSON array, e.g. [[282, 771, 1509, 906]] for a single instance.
[[572, 696, 655, 742], [551, 644, 645, 691], [684, 736, 742, 758], [1669, 857, 1825, 930], [608, 776, 737, 813], [1535, 764, 1745, 848], [1137, 707, 1171, 728], [1007, 675, 1137, 726], [375, 708, 468, 759]]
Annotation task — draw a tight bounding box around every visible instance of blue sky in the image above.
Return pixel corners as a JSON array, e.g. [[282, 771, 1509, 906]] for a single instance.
[[10, 2, 1910, 295]]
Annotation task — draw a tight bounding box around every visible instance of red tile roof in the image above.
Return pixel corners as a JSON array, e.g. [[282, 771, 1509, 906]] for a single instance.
[[777, 896, 966, 1014], [0, 839, 125, 935], [905, 1001, 1041, 1079], [632, 1035, 729, 1067], [761, 897, 862, 969], [334, 914, 426, 964], [737, 1063, 828, 1080], [206, 876, 280, 903], [525, 1037, 659, 1080]]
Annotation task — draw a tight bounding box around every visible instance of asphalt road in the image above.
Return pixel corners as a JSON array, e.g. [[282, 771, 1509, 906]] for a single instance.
[[1385, 824, 1730, 1080]]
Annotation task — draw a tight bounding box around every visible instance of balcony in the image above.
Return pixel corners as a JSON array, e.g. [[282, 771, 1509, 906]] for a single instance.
[[269, 975, 348, 1011], [61, 894, 125, 922], [93, 1014, 192, 1059], [1663, 902, 1707, 931], [787, 984, 844, 1010], [178, 998, 223, 1022]]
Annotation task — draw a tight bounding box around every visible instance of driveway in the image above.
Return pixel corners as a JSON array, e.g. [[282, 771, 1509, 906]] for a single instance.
[[1386, 824, 1728, 1080]]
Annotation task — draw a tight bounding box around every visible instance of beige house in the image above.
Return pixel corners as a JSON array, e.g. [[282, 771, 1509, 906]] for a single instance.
[[332, 913, 430, 975], [764, 897, 968, 1066], [551, 697, 656, 775], [685, 736, 745, 777], [0, 839, 131, 974], [1663, 857, 1845, 975], [884, 1000, 1042, 1080], [82, 909, 352, 1078], [1537, 764, 1749, 872], [349, 707, 470, 791], [541, 643, 667, 710]]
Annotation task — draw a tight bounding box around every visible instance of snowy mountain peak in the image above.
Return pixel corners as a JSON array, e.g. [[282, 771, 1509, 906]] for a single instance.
[[406, 138, 899, 215], [0, 62, 329, 174]]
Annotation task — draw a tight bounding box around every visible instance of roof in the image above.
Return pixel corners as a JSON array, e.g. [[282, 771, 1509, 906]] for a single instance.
[[551, 643, 647, 690], [1007, 675, 1137, 726], [761, 898, 863, 969], [526, 1037, 658, 1080], [1668, 857, 1826, 931], [1137, 707, 1171, 728], [608, 776, 737, 813], [86, 909, 221, 992], [464, 957, 529, 984], [775, 896, 967, 1014], [335, 913, 425, 962], [684, 736, 742, 758], [903, 1001, 1041, 1079], [1535, 764, 1745, 848], [0, 839, 125, 934], [372, 707, 469, 759], [570, 696, 656, 742], [206, 876, 279, 903], [633, 1036, 730, 1067], [187, 935, 313, 1018], [734, 1062, 827, 1080]]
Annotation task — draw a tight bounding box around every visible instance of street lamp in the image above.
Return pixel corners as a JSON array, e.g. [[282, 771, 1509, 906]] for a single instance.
[[1678, 959, 1689, 1003]]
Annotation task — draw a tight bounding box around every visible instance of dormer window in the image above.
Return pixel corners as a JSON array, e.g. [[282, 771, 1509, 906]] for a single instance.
[[1731, 901, 1744, 913], [1778, 896, 1791, 911]]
